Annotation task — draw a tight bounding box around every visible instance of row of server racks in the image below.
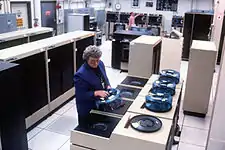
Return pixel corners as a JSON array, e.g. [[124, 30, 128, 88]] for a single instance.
[[105, 11, 163, 40]]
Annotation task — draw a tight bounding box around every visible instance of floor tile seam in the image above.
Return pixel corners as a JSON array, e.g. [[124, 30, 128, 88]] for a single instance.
[[27, 127, 45, 141], [182, 124, 210, 131], [178, 141, 206, 148], [41, 128, 71, 138], [37, 114, 62, 129], [57, 139, 70, 150], [55, 105, 74, 116]]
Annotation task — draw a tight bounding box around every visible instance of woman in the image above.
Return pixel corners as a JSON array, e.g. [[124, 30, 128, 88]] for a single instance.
[[74, 45, 111, 125], [128, 12, 141, 29]]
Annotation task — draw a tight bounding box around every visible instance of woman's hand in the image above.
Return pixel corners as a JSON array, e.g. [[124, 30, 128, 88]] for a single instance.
[[94, 90, 109, 98], [107, 85, 111, 89]]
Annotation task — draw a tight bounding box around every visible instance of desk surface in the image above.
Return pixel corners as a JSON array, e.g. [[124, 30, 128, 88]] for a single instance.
[[0, 27, 53, 41], [0, 61, 18, 72], [131, 35, 162, 45], [191, 40, 216, 52], [0, 31, 95, 61]]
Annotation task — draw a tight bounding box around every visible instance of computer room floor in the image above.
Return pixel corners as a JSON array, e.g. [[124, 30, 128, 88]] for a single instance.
[[27, 39, 219, 150]]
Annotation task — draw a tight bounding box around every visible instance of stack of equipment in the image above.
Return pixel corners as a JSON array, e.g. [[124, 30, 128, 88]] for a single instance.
[[159, 69, 180, 84], [145, 69, 180, 112], [145, 93, 172, 112]]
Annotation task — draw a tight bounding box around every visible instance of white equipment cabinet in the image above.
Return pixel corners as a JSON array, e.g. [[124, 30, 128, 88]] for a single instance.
[[67, 13, 89, 32], [160, 37, 183, 72], [110, 112, 173, 150], [128, 35, 162, 78], [183, 40, 217, 117]]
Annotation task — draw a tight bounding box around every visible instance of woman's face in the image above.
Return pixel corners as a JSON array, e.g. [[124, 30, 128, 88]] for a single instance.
[[87, 57, 100, 68]]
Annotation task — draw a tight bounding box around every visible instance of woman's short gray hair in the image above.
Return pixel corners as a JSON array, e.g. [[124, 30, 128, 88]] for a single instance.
[[82, 45, 102, 61]]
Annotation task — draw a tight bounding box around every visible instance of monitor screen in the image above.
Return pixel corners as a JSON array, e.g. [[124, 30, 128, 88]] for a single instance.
[[135, 14, 147, 25], [120, 13, 130, 23], [106, 12, 118, 22], [148, 16, 162, 26]]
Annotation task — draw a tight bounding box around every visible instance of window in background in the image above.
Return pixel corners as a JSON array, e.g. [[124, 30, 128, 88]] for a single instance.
[[132, 0, 140, 8]]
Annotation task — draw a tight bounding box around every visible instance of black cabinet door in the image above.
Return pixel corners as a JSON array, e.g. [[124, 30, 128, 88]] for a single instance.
[[14, 52, 48, 117], [112, 40, 122, 69], [182, 13, 213, 61], [48, 47, 63, 101], [192, 14, 212, 41], [83, 15, 90, 31], [0, 62, 28, 150], [182, 13, 193, 60], [61, 44, 74, 93], [48, 43, 74, 101], [76, 36, 94, 71]]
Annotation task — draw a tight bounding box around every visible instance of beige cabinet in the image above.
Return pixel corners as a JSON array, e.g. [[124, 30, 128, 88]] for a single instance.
[[183, 40, 217, 116], [128, 35, 162, 78], [160, 38, 183, 72], [110, 112, 173, 150]]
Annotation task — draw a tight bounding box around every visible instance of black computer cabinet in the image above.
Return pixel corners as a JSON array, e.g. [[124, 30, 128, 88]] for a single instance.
[[182, 11, 213, 60], [112, 40, 122, 69], [76, 36, 94, 71], [48, 43, 74, 101], [14, 52, 48, 118], [0, 62, 28, 150]]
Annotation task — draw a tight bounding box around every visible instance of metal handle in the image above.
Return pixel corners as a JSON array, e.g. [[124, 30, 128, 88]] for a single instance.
[[48, 45, 55, 49]]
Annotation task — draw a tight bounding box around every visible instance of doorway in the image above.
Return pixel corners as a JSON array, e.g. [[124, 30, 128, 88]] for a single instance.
[[10, 2, 32, 29], [41, 1, 57, 34]]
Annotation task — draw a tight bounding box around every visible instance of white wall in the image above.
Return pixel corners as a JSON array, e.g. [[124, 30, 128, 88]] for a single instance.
[[110, 0, 213, 32], [207, 0, 225, 149], [64, 0, 105, 10], [0, 1, 10, 13], [64, 1, 85, 9], [206, 39, 225, 150], [212, 0, 225, 49]]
